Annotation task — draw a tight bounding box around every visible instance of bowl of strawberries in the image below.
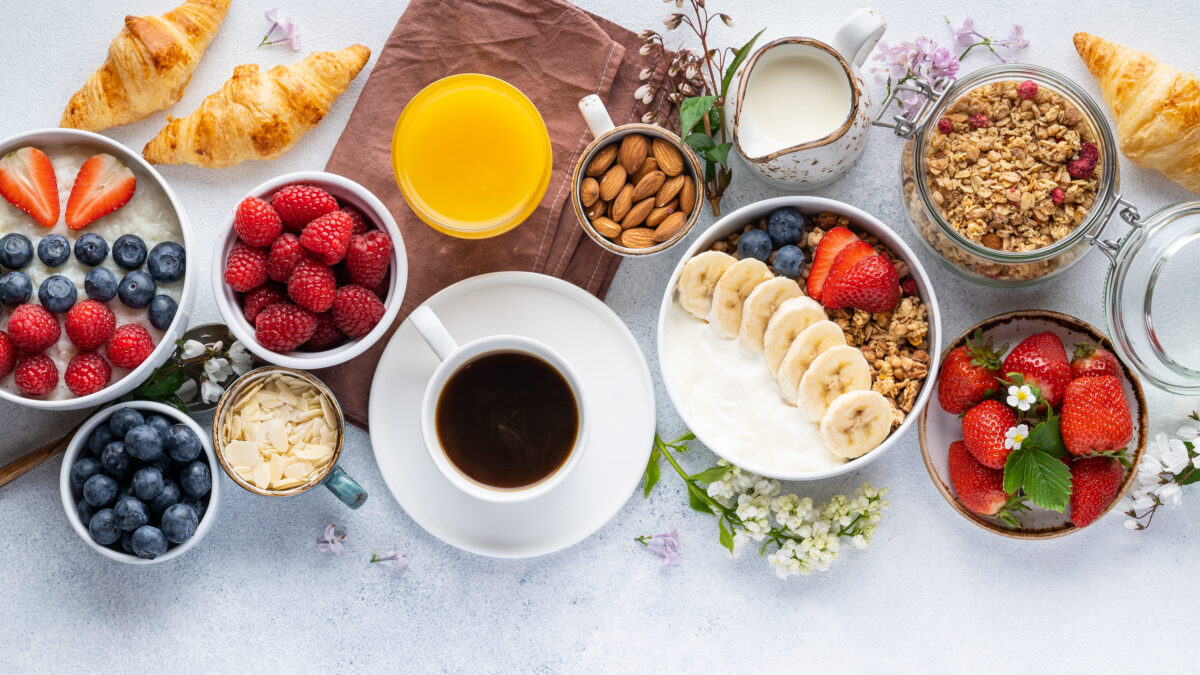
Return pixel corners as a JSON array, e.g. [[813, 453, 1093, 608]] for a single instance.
[[212, 172, 407, 370], [920, 310, 1148, 538]]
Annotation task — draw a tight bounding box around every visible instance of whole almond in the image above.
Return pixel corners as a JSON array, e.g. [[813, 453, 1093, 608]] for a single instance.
[[652, 211, 688, 242], [632, 156, 659, 184], [618, 134, 649, 174], [621, 197, 656, 229], [632, 170, 666, 202], [586, 199, 606, 220], [598, 164, 627, 201], [579, 177, 599, 207], [652, 138, 684, 176], [610, 184, 634, 222], [656, 174, 686, 207], [646, 205, 673, 228], [619, 227, 656, 249], [586, 144, 617, 177], [591, 216, 621, 239], [678, 177, 696, 213]]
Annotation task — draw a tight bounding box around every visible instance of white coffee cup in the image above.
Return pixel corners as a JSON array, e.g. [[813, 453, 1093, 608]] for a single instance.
[[409, 305, 589, 503]]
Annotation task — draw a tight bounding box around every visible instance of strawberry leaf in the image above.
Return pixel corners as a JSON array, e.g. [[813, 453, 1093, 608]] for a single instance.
[[1023, 411, 1068, 459], [1004, 446, 1072, 512]]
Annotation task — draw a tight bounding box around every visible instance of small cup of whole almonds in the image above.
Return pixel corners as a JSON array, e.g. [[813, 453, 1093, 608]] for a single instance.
[[572, 95, 705, 256]]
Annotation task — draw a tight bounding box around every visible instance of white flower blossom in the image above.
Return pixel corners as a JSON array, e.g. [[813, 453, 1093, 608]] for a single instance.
[[228, 340, 253, 374], [180, 339, 206, 358], [1007, 384, 1036, 411], [1155, 482, 1182, 506], [200, 377, 224, 404], [1160, 437, 1191, 475], [1124, 519, 1141, 530], [1004, 424, 1029, 450], [1178, 424, 1199, 441], [203, 357, 233, 383]]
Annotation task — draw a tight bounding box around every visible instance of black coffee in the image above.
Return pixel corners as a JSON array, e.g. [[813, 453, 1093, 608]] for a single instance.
[[436, 351, 578, 489]]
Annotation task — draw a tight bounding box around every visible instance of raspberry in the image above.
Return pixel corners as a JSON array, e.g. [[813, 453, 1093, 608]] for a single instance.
[[243, 284, 287, 323], [1079, 141, 1099, 162], [332, 285, 386, 338], [64, 351, 111, 397], [345, 230, 392, 288], [288, 259, 336, 313], [1051, 187, 1066, 205], [937, 118, 953, 134], [0, 331, 14, 378], [1067, 157, 1097, 180], [372, 276, 389, 300], [255, 303, 317, 353], [304, 312, 346, 351], [272, 185, 338, 232], [224, 243, 269, 293], [340, 206, 369, 235], [1017, 79, 1038, 100], [299, 211, 354, 265], [267, 233, 306, 283], [106, 324, 155, 370], [65, 299, 116, 351], [233, 196, 283, 247], [968, 113, 990, 129], [7, 304, 60, 353], [15, 354, 58, 396], [900, 276, 918, 297]]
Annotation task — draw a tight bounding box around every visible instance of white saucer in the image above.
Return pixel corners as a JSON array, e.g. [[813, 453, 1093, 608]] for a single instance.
[[368, 272, 655, 558]]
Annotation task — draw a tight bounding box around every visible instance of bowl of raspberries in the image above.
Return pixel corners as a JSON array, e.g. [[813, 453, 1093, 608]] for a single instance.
[[213, 172, 407, 369]]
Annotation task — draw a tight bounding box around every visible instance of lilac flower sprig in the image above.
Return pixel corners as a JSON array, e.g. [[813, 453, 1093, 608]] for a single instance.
[[870, 38, 960, 117], [946, 15, 1029, 63], [316, 523, 346, 554], [259, 9, 301, 50], [635, 526, 680, 566], [369, 547, 409, 572]]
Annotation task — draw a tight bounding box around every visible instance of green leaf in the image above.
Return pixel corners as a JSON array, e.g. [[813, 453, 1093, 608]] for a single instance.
[[132, 370, 188, 398], [1004, 447, 1072, 512], [1178, 467, 1200, 486], [642, 447, 661, 498], [687, 482, 714, 514], [684, 132, 716, 152], [717, 517, 734, 553], [720, 28, 766, 98], [689, 465, 731, 485], [704, 142, 732, 166], [1023, 411, 1068, 459], [160, 393, 188, 414], [704, 159, 716, 184], [680, 96, 716, 136]]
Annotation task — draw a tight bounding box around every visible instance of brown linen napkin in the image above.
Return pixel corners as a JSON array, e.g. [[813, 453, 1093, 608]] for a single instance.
[[315, 0, 671, 430]]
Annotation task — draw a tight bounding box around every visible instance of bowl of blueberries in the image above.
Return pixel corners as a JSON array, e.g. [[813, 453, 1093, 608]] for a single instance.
[[60, 400, 219, 563]]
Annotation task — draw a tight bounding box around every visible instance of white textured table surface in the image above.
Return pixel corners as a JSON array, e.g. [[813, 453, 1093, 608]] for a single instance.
[[2, 0, 1197, 671]]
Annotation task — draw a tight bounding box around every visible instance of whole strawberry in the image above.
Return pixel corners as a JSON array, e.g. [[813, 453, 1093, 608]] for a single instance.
[[64, 351, 111, 397], [272, 185, 338, 231], [345, 230, 392, 289], [65, 299, 116, 351], [255, 303, 317, 353], [234, 196, 283, 247], [1002, 331, 1072, 410], [948, 441, 1022, 523], [962, 399, 1018, 469], [1061, 375, 1132, 456], [1071, 343, 1121, 379], [1069, 456, 1123, 528], [7, 304, 60, 353], [106, 324, 155, 370], [821, 254, 900, 313], [332, 285, 385, 338], [304, 312, 346, 351], [938, 329, 1004, 414], [299, 211, 354, 265], [287, 259, 336, 313], [224, 243, 269, 293], [0, 330, 13, 378], [15, 354, 58, 396], [242, 284, 287, 324]]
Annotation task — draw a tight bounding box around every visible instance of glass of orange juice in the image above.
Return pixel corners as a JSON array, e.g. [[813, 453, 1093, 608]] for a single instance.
[[391, 74, 553, 239]]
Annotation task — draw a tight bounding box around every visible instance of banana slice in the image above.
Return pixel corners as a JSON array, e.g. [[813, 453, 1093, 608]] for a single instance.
[[676, 251, 736, 319], [775, 320, 845, 405], [798, 345, 872, 421], [763, 296, 827, 375], [738, 277, 803, 353], [820, 390, 893, 459], [708, 258, 774, 338]]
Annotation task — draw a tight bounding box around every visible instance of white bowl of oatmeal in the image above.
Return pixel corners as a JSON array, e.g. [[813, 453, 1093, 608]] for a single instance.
[[0, 129, 193, 410], [657, 196, 941, 480]]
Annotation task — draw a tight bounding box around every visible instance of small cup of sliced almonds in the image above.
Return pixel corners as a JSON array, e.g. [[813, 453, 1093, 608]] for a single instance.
[[572, 95, 705, 255], [211, 366, 368, 508]]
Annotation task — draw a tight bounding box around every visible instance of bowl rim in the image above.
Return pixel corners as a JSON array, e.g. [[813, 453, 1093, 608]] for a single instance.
[[655, 195, 943, 480], [917, 309, 1148, 539], [211, 170, 408, 369], [0, 128, 196, 411], [59, 400, 221, 564]]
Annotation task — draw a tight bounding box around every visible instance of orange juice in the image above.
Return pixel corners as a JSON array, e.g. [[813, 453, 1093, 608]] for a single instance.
[[391, 74, 552, 238]]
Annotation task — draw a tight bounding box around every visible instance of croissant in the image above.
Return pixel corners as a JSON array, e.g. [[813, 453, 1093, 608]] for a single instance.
[[61, 0, 229, 132], [142, 45, 371, 168], [1074, 32, 1200, 194]]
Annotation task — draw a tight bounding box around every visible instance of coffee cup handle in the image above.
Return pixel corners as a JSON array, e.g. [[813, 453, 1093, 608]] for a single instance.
[[410, 305, 459, 362], [578, 94, 615, 138], [323, 465, 367, 509]]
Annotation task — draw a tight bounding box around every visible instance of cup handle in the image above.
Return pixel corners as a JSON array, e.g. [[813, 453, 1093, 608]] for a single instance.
[[831, 7, 887, 68], [409, 305, 458, 362], [323, 465, 367, 509], [579, 95, 616, 138]]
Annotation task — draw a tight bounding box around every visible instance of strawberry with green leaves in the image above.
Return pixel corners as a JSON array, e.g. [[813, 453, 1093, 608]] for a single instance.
[[1002, 331, 1072, 409], [937, 329, 1004, 414], [1071, 343, 1121, 379]]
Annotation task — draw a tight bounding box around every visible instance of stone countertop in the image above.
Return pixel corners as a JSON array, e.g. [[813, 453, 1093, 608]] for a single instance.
[[1, 0, 1197, 671]]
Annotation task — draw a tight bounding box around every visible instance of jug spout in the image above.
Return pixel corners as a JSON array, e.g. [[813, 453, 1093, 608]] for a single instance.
[[831, 7, 886, 68]]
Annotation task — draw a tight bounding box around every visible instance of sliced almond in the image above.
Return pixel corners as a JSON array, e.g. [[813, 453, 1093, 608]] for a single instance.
[[678, 177, 696, 214], [652, 138, 684, 176], [632, 156, 659, 184], [632, 170, 665, 202], [618, 134, 649, 174], [620, 227, 656, 249], [591, 216, 621, 239], [579, 177, 599, 207], [598, 164, 627, 201], [621, 197, 655, 229], [656, 174, 686, 207], [585, 144, 617, 177], [652, 211, 688, 242], [610, 184, 634, 222]]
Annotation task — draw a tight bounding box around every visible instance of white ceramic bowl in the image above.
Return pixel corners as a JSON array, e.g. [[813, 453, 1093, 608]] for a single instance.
[[0, 128, 196, 411], [59, 400, 220, 564], [657, 195, 942, 480], [212, 171, 408, 369]]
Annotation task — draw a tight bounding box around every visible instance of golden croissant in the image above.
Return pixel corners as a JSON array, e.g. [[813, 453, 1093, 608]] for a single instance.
[[1074, 32, 1200, 194], [142, 45, 371, 168], [61, 0, 230, 132]]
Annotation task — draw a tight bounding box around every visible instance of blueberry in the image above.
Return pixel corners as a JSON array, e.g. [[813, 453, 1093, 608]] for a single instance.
[[131, 466, 164, 501], [86, 425, 115, 457], [181, 494, 208, 521], [144, 454, 173, 475], [84, 267, 118, 302], [150, 479, 182, 517], [88, 509, 121, 545], [77, 498, 96, 524], [99, 441, 130, 478], [165, 424, 202, 462], [161, 503, 199, 543], [124, 424, 164, 462], [70, 457, 104, 494], [109, 408, 144, 438], [74, 233, 108, 266], [112, 234, 147, 270], [766, 207, 806, 247], [145, 414, 173, 439], [737, 229, 773, 262], [147, 242, 185, 282], [37, 274, 77, 313], [773, 245, 807, 279], [113, 496, 150, 531], [117, 483, 135, 501], [147, 295, 177, 330], [82, 473, 118, 507], [120, 530, 136, 554], [131, 525, 170, 559], [179, 461, 211, 498], [117, 270, 155, 309], [37, 234, 70, 267], [0, 271, 31, 306], [0, 233, 32, 269]]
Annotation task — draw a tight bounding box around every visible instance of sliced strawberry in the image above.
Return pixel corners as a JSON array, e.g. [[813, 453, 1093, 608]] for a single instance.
[[0, 147, 59, 227], [65, 154, 136, 230], [819, 240, 874, 308], [805, 226, 858, 301]]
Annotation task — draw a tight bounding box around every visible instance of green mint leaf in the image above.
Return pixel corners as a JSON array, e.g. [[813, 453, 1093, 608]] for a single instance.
[[689, 465, 731, 485], [642, 447, 661, 498], [720, 28, 766, 98], [717, 517, 735, 553], [1006, 447, 1072, 512], [687, 482, 714, 514], [1023, 411, 1068, 459], [680, 96, 716, 136], [684, 132, 716, 152]]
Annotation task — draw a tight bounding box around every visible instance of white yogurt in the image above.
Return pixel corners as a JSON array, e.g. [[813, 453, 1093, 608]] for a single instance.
[[662, 299, 845, 474], [0, 144, 184, 400]]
